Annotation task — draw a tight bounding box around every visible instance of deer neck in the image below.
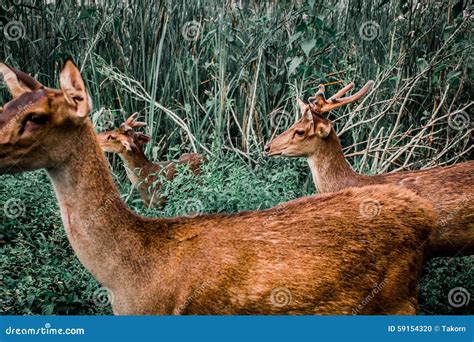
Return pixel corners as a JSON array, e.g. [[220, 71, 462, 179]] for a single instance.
[[307, 129, 359, 194], [120, 148, 151, 185], [47, 121, 142, 287]]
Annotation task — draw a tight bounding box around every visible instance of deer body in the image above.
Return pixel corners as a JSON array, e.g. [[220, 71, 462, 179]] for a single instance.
[[265, 82, 474, 257], [49, 122, 433, 315], [97, 117, 205, 207], [0, 62, 435, 315], [119, 148, 203, 207]]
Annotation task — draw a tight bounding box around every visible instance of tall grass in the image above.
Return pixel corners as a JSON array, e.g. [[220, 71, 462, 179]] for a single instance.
[[1, 0, 471, 163], [0, 0, 472, 315]]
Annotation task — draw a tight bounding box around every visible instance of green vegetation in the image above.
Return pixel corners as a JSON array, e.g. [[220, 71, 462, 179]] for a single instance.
[[0, 0, 472, 315]]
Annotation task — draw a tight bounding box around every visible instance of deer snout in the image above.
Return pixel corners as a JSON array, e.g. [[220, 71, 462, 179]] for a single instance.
[[264, 144, 271, 154]]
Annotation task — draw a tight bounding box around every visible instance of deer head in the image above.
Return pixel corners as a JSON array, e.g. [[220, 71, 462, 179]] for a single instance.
[[97, 113, 150, 154], [264, 81, 374, 157], [0, 60, 92, 174]]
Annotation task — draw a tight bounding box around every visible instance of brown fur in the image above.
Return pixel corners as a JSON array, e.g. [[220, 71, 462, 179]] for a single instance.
[[0, 62, 436, 315], [265, 91, 474, 257], [97, 122, 206, 207]]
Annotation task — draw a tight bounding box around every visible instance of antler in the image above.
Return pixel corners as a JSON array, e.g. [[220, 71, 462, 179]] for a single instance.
[[307, 80, 374, 114], [121, 112, 147, 131]]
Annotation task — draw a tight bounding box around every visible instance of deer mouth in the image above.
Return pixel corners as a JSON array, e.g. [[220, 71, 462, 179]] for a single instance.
[[266, 150, 283, 157]]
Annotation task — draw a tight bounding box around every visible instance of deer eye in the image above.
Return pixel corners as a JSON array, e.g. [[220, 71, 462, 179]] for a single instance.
[[107, 136, 116, 141], [28, 114, 49, 125], [295, 130, 305, 137], [19, 113, 49, 135]]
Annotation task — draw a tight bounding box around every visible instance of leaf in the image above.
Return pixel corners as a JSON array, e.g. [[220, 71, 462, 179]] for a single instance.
[[447, 70, 461, 81], [289, 32, 303, 45], [76, 8, 97, 20], [300, 39, 316, 58], [416, 58, 428, 72], [288, 57, 303, 76], [452, 0, 463, 18], [272, 83, 282, 96], [308, 0, 316, 8]]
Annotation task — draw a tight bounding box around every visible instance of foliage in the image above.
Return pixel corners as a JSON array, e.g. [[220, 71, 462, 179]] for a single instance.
[[0, 0, 472, 315], [0, 172, 110, 315]]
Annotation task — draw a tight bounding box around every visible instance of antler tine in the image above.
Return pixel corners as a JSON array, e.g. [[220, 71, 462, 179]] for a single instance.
[[124, 112, 147, 128], [328, 82, 354, 102], [328, 80, 374, 110], [307, 84, 328, 114], [308, 84, 326, 104], [131, 121, 147, 128], [125, 112, 139, 126], [308, 81, 374, 114]]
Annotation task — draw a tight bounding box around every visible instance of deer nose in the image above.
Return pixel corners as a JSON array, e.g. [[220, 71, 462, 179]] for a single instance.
[[264, 144, 271, 154]]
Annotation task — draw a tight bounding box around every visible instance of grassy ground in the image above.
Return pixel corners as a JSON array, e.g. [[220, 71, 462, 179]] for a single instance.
[[0, 0, 472, 315], [0, 155, 473, 315]]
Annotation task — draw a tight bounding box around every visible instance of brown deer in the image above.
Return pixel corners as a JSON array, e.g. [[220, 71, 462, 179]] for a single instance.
[[0, 61, 436, 315], [265, 81, 474, 257], [97, 114, 206, 207]]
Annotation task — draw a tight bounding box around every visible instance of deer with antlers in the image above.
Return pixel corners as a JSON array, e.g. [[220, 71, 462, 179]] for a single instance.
[[97, 114, 205, 207], [0, 61, 437, 314], [265, 81, 474, 257]]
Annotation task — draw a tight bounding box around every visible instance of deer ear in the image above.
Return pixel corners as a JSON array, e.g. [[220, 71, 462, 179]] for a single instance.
[[136, 133, 151, 145], [297, 97, 314, 122], [0, 63, 43, 98], [121, 140, 133, 151], [304, 108, 314, 122], [60, 59, 92, 118], [296, 97, 307, 114], [315, 120, 331, 139]]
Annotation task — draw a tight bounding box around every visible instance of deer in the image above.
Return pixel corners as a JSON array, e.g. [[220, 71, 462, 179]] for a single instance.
[[264, 81, 474, 258], [0, 60, 436, 315], [97, 114, 206, 207]]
